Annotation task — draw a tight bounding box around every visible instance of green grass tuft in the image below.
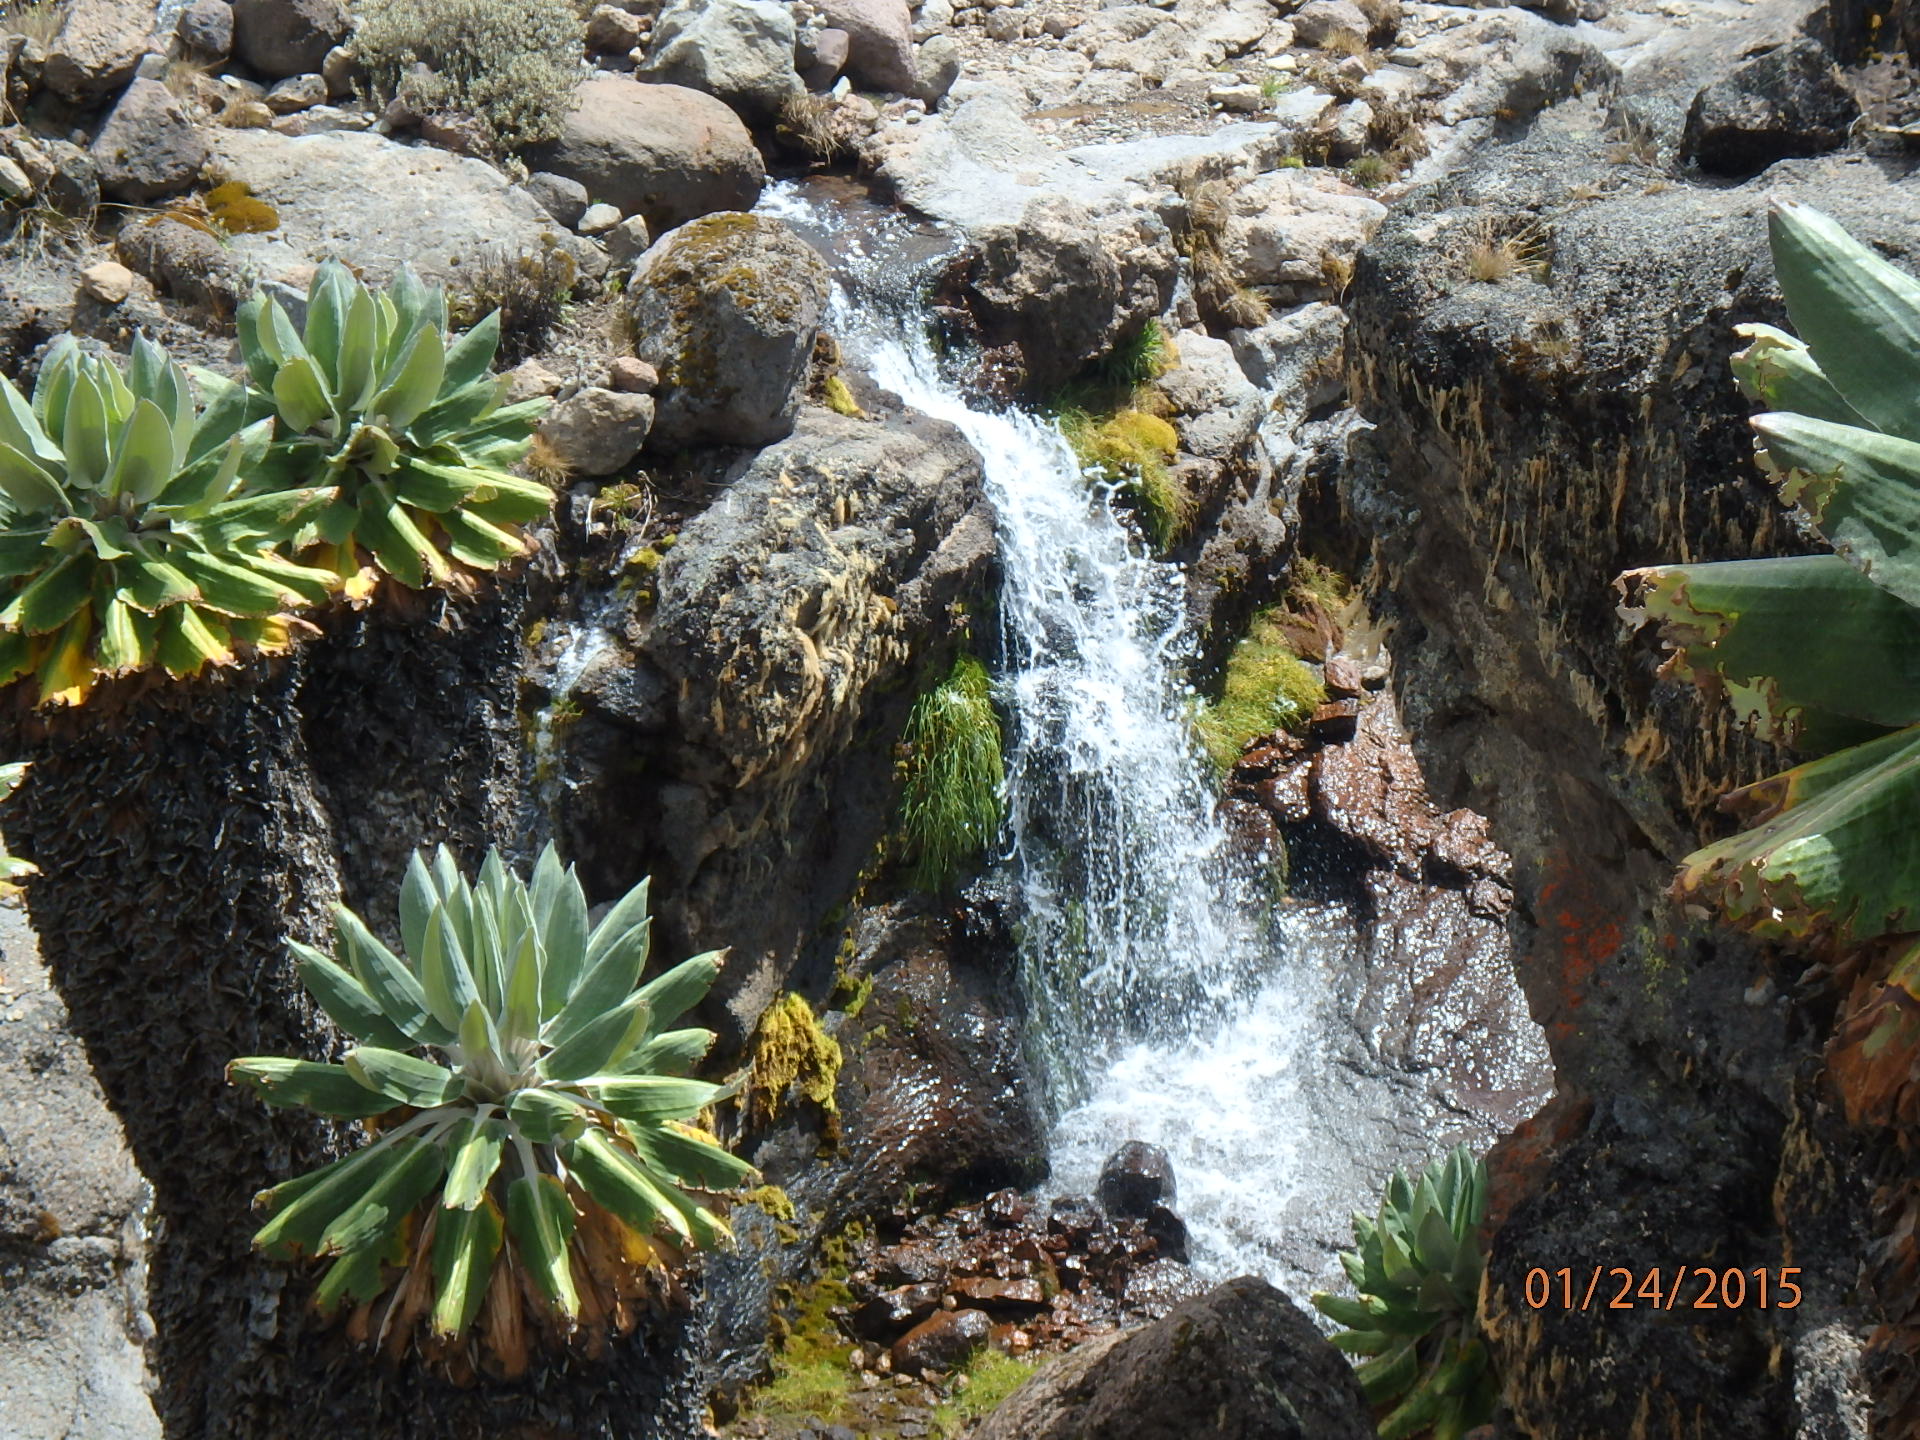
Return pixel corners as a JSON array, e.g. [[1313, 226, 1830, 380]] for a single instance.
[[1193, 608, 1327, 772], [1060, 408, 1191, 550], [899, 653, 1005, 892], [934, 1351, 1040, 1436], [1092, 318, 1171, 389]]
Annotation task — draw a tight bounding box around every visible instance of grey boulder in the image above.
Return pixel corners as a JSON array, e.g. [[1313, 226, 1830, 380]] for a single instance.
[[90, 78, 207, 203], [817, 0, 917, 92], [539, 388, 654, 476], [1680, 38, 1861, 177], [641, 0, 804, 121], [41, 0, 158, 103], [231, 0, 350, 78]]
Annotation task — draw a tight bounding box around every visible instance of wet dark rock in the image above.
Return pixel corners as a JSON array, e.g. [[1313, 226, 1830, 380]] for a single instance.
[[1680, 38, 1861, 176], [1096, 1141, 1176, 1219], [1142, 1203, 1188, 1265], [1047, 1195, 1103, 1245], [972, 1277, 1374, 1440], [949, 1276, 1048, 1314], [852, 1283, 944, 1340], [891, 1308, 990, 1377]]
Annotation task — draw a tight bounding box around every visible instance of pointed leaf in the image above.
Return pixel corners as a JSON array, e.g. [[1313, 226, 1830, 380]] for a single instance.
[[442, 1117, 508, 1211], [505, 1173, 579, 1316], [430, 1194, 504, 1339], [344, 1046, 465, 1108], [292, 940, 415, 1049], [228, 1056, 394, 1117]]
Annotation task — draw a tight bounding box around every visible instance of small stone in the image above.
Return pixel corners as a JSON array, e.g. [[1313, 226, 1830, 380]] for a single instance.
[[224, 99, 275, 128], [270, 104, 370, 135], [1208, 83, 1265, 113], [265, 72, 327, 113], [1097, 1140, 1176, 1218], [1322, 655, 1364, 697], [539, 386, 653, 476], [1309, 697, 1361, 739], [803, 26, 852, 87], [526, 170, 590, 228], [578, 202, 623, 235], [176, 0, 235, 57], [506, 358, 567, 404], [603, 213, 652, 265], [891, 1308, 991, 1377], [134, 51, 170, 80], [586, 3, 648, 51], [321, 43, 357, 95], [419, 111, 492, 156], [0, 156, 33, 201], [1290, 0, 1370, 49], [608, 356, 658, 393], [1144, 1201, 1189, 1264], [78, 261, 135, 304]]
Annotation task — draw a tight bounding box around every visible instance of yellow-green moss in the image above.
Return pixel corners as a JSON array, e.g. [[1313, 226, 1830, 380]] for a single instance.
[[934, 1352, 1041, 1436], [1061, 409, 1191, 549], [747, 1221, 869, 1424], [743, 1184, 796, 1223], [1193, 609, 1327, 771], [822, 374, 866, 418], [745, 993, 843, 1128]]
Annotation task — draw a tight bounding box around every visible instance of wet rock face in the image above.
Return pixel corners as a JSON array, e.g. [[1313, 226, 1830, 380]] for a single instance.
[[1096, 1142, 1176, 1219], [1680, 38, 1861, 176], [971, 1276, 1375, 1440]]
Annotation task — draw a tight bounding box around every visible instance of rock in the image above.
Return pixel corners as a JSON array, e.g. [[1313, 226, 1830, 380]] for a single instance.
[[225, 99, 275, 129], [1213, 170, 1386, 300], [90, 78, 207, 204], [1290, 0, 1368, 50], [1679, 38, 1860, 177], [586, 2, 648, 51], [271, 104, 368, 135], [525, 170, 590, 227], [625, 212, 830, 449], [801, 27, 851, 88], [909, 33, 960, 105], [417, 111, 491, 157], [1096, 1141, 1177, 1219], [204, 129, 567, 287], [1394, 7, 1615, 126], [77, 261, 135, 304], [1143, 1201, 1188, 1263], [524, 75, 765, 235], [819, 0, 918, 92], [973, 1277, 1374, 1440], [41, 0, 156, 103], [891, 1308, 991, 1377], [175, 0, 233, 58], [1318, 98, 1372, 164], [579, 201, 623, 234], [0, 911, 162, 1440], [116, 213, 244, 312], [1155, 331, 1264, 462], [609, 356, 658, 393], [231, 0, 350, 78], [539, 387, 654, 476], [0, 156, 30, 202], [1209, 82, 1266, 113], [321, 43, 356, 95], [960, 191, 1177, 391], [641, 0, 803, 120], [852, 1282, 945, 1339], [504, 358, 565, 403], [28, 139, 99, 217], [604, 213, 652, 264], [265, 72, 326, 113]]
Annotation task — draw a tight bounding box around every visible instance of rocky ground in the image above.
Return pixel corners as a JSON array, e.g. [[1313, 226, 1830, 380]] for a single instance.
[[0, 0, 1912, 1431]]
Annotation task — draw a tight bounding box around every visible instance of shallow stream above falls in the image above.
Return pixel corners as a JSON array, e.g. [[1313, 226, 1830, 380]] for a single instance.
[[752, 179, 1554, 1294]]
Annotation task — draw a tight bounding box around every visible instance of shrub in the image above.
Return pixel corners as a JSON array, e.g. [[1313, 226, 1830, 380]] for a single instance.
[[898, 652, 1005, 892], [448, 243, 577, 366], [352, 0, 585, 151], [1312, 1146, 1494, 1440], [1193, 608, 1326, 770], [229, 844, 750, 1375]]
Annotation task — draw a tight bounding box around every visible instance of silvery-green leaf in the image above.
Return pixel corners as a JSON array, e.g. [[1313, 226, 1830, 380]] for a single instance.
[[273, 356, 334, 433], [441, 1116, 507, 1211], [344, 1046, 465, 1108], [373, 323, 446, 431]]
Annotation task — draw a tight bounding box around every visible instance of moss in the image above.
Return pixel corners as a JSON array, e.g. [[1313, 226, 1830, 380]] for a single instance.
[[822, 373, 866, 418], [829, 969, 874, 1019], [743, 1184, 796, 1223], [1061, 409, 1191, 549], [523, 617, 547, 648], [745, 993, 843, 1128], [934, 1352, 1041, 1436], [897, 653, 1006, 892], [746, 1220, 870, 1424], [1289, 556, 1354, 612], [1193, 609, 1327, 772]]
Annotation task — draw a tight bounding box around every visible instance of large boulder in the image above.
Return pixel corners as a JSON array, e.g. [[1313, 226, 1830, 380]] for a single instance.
[[524, 76, 764, 235], [625, 212, 830, 450], [1679, 37, 1861, 177], [40, 0, 157, 103], [90, 78, 207, 204], [204, 129, 572, 287], [1213, 171, 1388, 302], [640, 0, 803, 122], [972, 1276, 1375, 1440], [817, 0, 917, 92], [230, 0, 349, 78]]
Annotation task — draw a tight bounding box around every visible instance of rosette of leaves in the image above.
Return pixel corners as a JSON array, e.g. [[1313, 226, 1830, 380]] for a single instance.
[[1617, 205, 1920, 1112], [236, 261, 554, 594], [0, 335, 338, 706], [228, 844, 753, 1375], [0, 761, 35, 888], [1312, 1146, 1493, 1440]]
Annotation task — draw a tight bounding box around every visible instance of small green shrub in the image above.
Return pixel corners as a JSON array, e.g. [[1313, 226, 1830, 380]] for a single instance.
[[448, 243, 577, 365], [1092, 319, 1171, 389], [898, 653, 1005, 892], [353, 0, 585, 151], [1193, 609, 1326, 770], [1347, 153, 1393, 190], [1313, 1147, 1493, 1440]]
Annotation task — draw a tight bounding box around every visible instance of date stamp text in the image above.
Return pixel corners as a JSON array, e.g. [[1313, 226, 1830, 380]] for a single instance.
[[1523, 1266, 1803, 1311]]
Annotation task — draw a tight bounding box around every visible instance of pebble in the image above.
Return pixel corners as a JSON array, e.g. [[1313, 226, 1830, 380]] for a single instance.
[[78, 262, 136, 305], [578, 203, 623, 235]]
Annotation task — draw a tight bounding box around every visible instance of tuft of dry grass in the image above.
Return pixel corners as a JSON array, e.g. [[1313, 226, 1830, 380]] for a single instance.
[[1465, 221, 1547, 283], [775, 91, 848, 163], [1175, 176, 1268, 330], [1, 0, 66, 46]]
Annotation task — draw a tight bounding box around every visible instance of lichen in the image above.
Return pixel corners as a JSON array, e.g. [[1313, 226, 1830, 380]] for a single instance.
[[745, 993, 843, 1128], [822, 374, 865, 418]]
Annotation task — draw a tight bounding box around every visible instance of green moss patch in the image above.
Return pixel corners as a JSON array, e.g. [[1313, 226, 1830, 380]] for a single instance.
[[1061, 408, 1191, 549], [1193, 608, 1327, 771], [934, 1351, 1040, 1436], [745, 993, 844, 1129]]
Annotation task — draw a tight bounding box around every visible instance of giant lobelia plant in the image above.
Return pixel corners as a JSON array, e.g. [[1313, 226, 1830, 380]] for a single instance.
[[0, 335, 338, 705], [1618, 202, 1920, 1110], [237, 260, 554, 594], [229, 844, 754, 1376]]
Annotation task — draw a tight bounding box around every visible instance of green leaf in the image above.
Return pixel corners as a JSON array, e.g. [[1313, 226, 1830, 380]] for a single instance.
[[417, 902, 481, 1033], [169, 550, 301, 617], [1730, 324, 1868, 427], [154, 603, 231, 678], [0, 374, 59, 465], [102, 398, 177, 505], [505, 1173, 579, 1316], [505, 1085, 590, 1144], [399, 850, 436, 966], [1312, 1292, 1389, 1330], [193, 487, 337, 550], [60, 372, 110, 491], [1770, 201, 1920, 438], [252, 1137, 406, 1259], [344, 1046, 466, 1108], [443, 310, 501, 391], [618, 1027, 717, 1076], [539, 992, 651, 1082], [585, 877, 653, 969], [534, 848, 590, 1018], [439, 506, 526, 568], [235, 296, 280, 388], [373, 323, 446, 431], [303, 264, 351, 392], [2, 553, 92, 634], [1356, 1336, 1420, 1407], [312, 1247, 390, 1316], [566, 1127, 686, 1240], [333, 902, 456, 1047], [228, 1056, 395, 1117], [543, 918, 651, 1050], [95, 596, 154, 674], [336, 285, 381, 414], [441, 1116, 508, 1210], [118, 553, 198, 613], [273, 356, 334, 433], [626, 1121, 755, 1190], [634, 951, 725, 1035], [317, 1137, 446, 1255], [1753, 412, 1920, 608], [292, 941, 415, 1049], [0, 441, 72, 514], [429, 1194, 503, 1339], [587, 1076, 722, 1124]]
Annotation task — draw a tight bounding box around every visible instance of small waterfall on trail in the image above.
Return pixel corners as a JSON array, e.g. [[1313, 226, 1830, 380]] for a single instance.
[[759, 183, 1502, 1293]]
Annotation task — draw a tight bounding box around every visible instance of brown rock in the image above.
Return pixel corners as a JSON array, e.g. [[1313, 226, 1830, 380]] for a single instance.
[[852, 1282, 944, 1339], [1307, 697, 1360, 739], [41, 0, 156, 103], [77, 261, 135, 305], [89, 79, 207, 204], [608, 355, 658, 393], [949, 1277, 1048, 1314], [1322, 654, 1364, 697], [891, 1308, 990, 1377], [817, 0, 916, 91]]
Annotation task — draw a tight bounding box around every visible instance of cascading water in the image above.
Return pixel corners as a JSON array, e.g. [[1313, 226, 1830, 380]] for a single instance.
[[760, 182, 1530, 1294]]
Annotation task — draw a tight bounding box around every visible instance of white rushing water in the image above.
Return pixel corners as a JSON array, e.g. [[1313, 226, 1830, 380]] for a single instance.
[[759, 183, 1451, 1292]]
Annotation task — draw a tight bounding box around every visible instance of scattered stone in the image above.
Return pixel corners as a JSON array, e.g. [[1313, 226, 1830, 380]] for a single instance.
[[1323, 655, 1364, 697], [41, 0, 156, 103], [891, 1309, 991, 1377], [77, 261, 135, 305], [176, 0, 234, 59], [1680, 38, 1860, 177], [587, 2, 649, 51], [232, 0, 351, 78], [1290, 0, 1369, 50], [116, 214, 244, 312], [853, 1283, 946, 1339], [525, 171, 590, 227], [418, 111, 492, 156], [909, 34, 960, 106], [1143, 1202, 1188, 1264], [801, 26, 852, 88], [525, 75, 765, 234], [0, 156, 31, 202], [24, 138, 99, 216], [578, 201, 623, 234], [819, 0, 918, 92], [90, 77, 208, 204], [626, 211, 830, 449], [505, 358, 565, 403], [1211, 170, 1387, 300], [1096, 1141, 1177, 1219], [604, 213, 652, 264], [640, 0, 803, 120], [321, 43, 357, 95], [949, 1277, 1049, 1313], [1209, 82, 1266, 114], [225, 99, 275, 129], [1309, 698, 1361, 739], [608, 356, 658, 394], [265, 72, 327, 114], [538, 387, 654, 476]]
